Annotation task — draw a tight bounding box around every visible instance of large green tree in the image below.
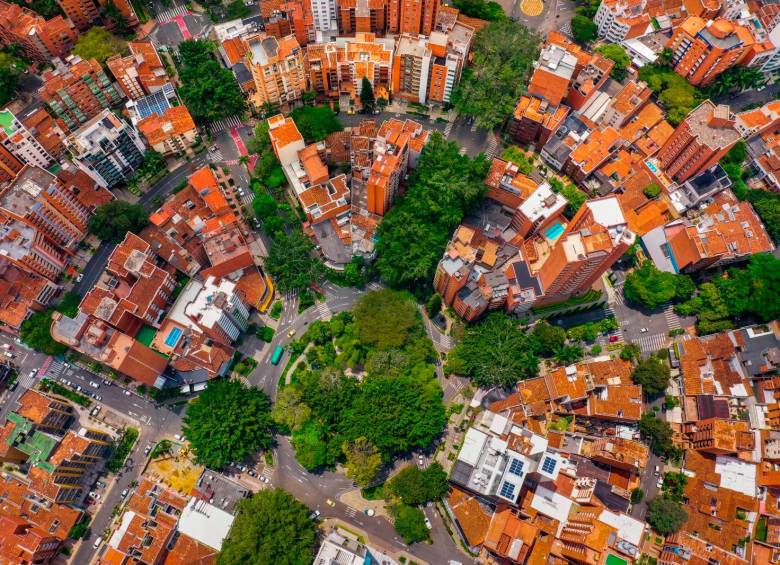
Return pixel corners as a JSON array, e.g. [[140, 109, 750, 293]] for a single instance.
[[451, 20, 540, 129], [595, 44, 631, 80], [638, 64, 700, 125], [0, 51, 24, 106], [392, 504, 430, 544], [342, 437, 382, 487], [72, 27, 127, 63], [375, 133, 489, 289], [639, 413, 676, 457], [87, 200, 148, 243], [289, 105, 343, 142], [624, 263, 695, 310], [645, 497, 688, 536], [632, 356, 671, 397], [352, 289, 419, 350], [531, 321, 567, 357], [571, 15, 598, 45], [386, 463, 449, 505], [182, 379, 273, 469], [177, 40, 245, 122], [218, 489, 316, 565], [20, 310, 67, 356], [264, 230, 324, 292], [445, 312, 538, 388], [452, 0, 506, 20], [359, 77, 375, 113]]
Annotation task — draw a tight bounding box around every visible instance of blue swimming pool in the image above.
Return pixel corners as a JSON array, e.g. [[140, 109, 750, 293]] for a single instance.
[[164, 327, 182, 347], [645, 160, 658, 173], [545, 222, 565, 241]]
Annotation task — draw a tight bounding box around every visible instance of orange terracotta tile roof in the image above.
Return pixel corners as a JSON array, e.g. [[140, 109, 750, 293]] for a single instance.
[[15, 390, 62, 426], [447, 486, 492, 547], [137, 105, 197, 145], [163, 533, 218, 565], [484, 508, 539, 561], [587, 384, 643, 421], [221, 37, 248, 66], [268, 114, 304, 156], [0, 473, 81, 541]]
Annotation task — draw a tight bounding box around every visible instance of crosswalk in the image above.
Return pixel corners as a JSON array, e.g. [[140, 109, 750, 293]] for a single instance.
[[155, 5, 188, 22], [664, 305, 681, 330], [485, 134, 500, 160], [16, 371, 36, 390], [344, 506, 357, 518], [208, 147, 224, 163], [636, 333, 669, 355], [560, 22, 573, 37], [313, 302, 331, 319], [45, 360, 65, 379], [366, 282, 382, 291], [443, 121, 454, 138], [209, 116, 243, 135]]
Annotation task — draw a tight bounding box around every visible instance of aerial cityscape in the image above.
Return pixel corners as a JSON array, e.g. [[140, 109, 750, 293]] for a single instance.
[[0, 0, 777, 563]]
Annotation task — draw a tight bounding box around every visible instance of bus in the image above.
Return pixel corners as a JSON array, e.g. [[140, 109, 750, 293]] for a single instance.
[[270, 345, 284, 365]]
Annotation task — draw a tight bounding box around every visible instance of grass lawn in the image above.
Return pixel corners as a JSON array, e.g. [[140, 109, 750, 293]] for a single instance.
[[136, 325, 157, 347]]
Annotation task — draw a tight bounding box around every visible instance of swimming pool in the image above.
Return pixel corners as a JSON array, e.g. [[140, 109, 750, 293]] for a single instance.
[[545, 222, 565, 241], [645, 160, 658, 173], [164, 327, 182, 348]]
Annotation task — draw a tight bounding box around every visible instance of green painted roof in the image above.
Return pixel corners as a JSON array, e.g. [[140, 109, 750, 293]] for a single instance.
[[5, 412, 57, 472], [606, 555, 628, 565], [0, 110, 15, 135]]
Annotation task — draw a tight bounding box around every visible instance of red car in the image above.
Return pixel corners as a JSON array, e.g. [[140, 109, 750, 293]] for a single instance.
[[609, 335, 619, 343]]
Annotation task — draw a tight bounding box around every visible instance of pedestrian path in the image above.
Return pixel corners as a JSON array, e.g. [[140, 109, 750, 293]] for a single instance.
[[485, 133, 500, 160], [636, 333, 668, 355], [208, 147, 224, 162], [209, 116, 243, 134], [560, 21, 573, 37], [366, 282, 382, 291], [16, 371, 36, 390], [664, 305, 681, 330], [313, 302, 331, 319], [46, 360, 64, 379], [155, 5, 188, 23], [443, 121, 454, 138]]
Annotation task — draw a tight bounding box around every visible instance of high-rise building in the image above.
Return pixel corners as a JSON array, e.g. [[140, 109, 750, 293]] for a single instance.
[[39, 57, 125, 131], [0, 142, 23, 183], [66, 110, 146, 189], [0, 109, 62, 169], [593, 0, 651, 43], [309, 0, 337, 33], [537, 196, 635, 304], [337, 0, 388, 36], [57, 0, 138, 31], [305, 33, 394, 101], [0, 0, 77, 63], [669, 17, 754, 87], [388, 0, 439, 35], [657, 101, 740, 182], [106, 41, 168, 100], [246, 33, 307, 109]]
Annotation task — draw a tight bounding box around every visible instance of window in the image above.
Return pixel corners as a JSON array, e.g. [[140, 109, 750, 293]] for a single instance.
[[541, 457, 557, 474], [499, 481, 516, 499], [508, 459, 524, 477]]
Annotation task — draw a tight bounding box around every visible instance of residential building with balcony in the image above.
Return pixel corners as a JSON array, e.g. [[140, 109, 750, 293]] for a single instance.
[[136, 105, 198, 157], [0, 0, 77, 63], [66, 110, 146, 189], [106, 41, 168, 100], [246, 33, 307, 109]]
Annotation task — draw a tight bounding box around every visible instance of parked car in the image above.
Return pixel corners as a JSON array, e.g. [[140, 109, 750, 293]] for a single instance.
[[76, 274, 84, 282], [96, 481, 106, 489], [309, 510, 321, 520], [325, 499, 335, 507], [89, 381, 100, 389], [120, 489, 129, 498], [93, 536, 103, 549], [424, 517, 432, 529], [174, 433, 182, 441], [609, 335, 619, 343], [88, 491, 100, 500], [124, 389, 131, 396]]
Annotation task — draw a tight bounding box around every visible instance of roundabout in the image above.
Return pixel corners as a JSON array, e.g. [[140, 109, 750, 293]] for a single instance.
[[520, 0, 544, 17]]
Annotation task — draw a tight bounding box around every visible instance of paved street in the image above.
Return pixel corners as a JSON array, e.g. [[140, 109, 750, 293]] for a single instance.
[[714, 83, 780, 112]]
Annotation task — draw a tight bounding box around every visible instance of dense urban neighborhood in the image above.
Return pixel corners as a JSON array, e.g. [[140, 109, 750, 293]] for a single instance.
[[0, 0, 778, 563]]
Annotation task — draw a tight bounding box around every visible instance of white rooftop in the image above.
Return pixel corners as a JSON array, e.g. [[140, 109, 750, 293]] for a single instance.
[[178, 497, 235, 551], [586, 196, 626, 228], [714, 455, 757, 497], [458, 427, 487, 467], [598, 509, 645, 546], [530, 485, 573, 527], [518, 182, 567, 224]]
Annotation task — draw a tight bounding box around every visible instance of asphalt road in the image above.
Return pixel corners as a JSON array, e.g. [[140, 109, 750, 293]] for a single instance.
[[72, 243, 114, 295], [714, 84, 780, 112], [138, 153, 210, 211]]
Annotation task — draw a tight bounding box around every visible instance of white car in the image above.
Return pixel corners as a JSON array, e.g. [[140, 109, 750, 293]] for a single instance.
[[124, 389, 131, 396], [424, 517, 432, 530], [89, 381, 100, 389], [76, 273, 84, 282], [120, 489, 129, 498], [93, 536, 103, 550], [88, 491, 100, 500]]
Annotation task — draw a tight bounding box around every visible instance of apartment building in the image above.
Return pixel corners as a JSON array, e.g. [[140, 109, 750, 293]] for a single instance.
[[58, 0, 138, 31], [106, 41, 168, 100], [0, 0, 77, 62], [309, 0, 337, 33], [39, 57, 125, 131], [507, 96, 570, 147], [528, 41, 579, 107], [669, 17, 755, 87], [388, 0, 439, 35], [366, 118, 427, 215], [657, 101, 740, 182], [337, 0, 387, 35], [305, 33, 394, 102], [593, 0, 652, 42], [641, 189, 774, 274], [246, 33, 307, 109], [66, 110, 146, 189], [80, 233, 175, 335], [136, 105, 198, 156], [0, 109, 62, 169]]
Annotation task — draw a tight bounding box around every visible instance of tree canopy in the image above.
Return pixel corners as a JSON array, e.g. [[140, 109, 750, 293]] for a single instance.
[[392, 503, 430, 544], [217, 489, 316, 565], [639, 413, 676, 458], [645, 497, 688, 536], [632, 355, 671, 397], [595, 44, 630, 81], [72, 27, 127, 63], [623, 263, 695, 310], [182, 379, 273, 469], [289, 105, 343, 142], [676, 253, 780, 334], [0, 50, 24, 106], [352, 289, 419, 350], [531, 321, 567, 357], [571, 15, 598, 45], [375, 133, 489, 290], [359, 77, 375, 113], [386, 463, 449, 505], [264, 230, 324, 292], [445, 312, 538, 388], [177, 40, 245, 122], [451, 20, 540, 129], [20, 310, 67, 356], [275, 296, 446, 470], [452, 0, 507, 21], [9, 0, 62, 18], [87, 200, 148, 243], [638, 64, 700, 125]]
